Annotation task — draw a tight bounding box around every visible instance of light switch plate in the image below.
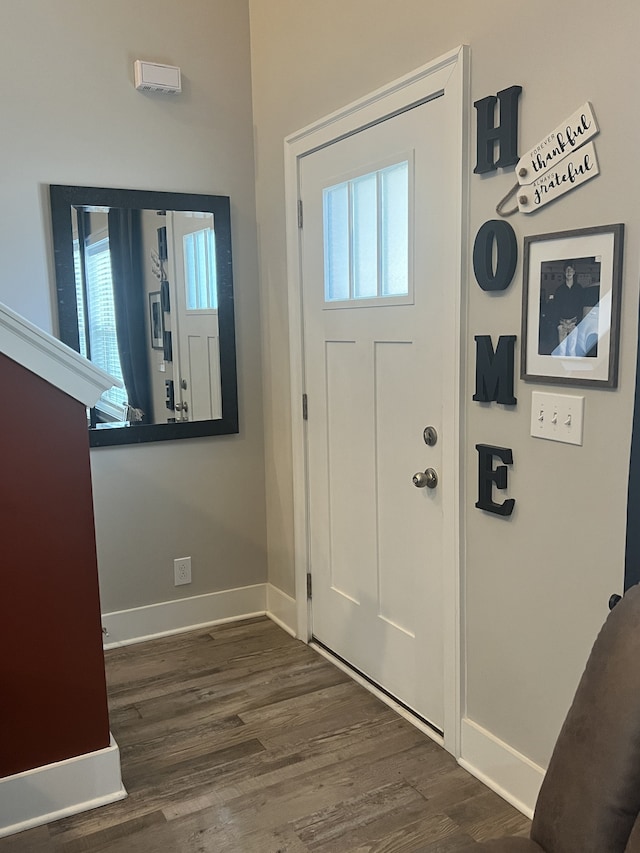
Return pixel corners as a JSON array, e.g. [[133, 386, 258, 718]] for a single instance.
[[531, 391, 584, 445]]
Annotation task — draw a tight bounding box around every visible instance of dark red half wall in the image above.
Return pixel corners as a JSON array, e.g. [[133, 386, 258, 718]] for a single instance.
[[0, 353, 110, 777]]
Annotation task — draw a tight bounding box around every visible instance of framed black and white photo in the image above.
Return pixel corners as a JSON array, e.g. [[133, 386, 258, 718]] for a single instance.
[[521, 224, 624, 387], [149, 291, 164, 349]]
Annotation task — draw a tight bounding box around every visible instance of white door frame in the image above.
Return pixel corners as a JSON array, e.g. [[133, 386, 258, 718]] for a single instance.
[[283, 45, 469, 757]]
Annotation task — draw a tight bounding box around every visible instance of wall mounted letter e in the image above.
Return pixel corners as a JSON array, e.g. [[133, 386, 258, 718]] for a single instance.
[[475, 444, 515, 516], [474, 85, 522, 174]]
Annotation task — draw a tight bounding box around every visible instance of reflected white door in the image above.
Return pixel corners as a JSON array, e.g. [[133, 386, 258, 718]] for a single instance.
[[301, 95, 454, 729], [166, 211, 222, 422]]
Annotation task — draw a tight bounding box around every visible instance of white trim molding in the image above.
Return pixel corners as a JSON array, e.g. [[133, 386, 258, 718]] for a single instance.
[[102, 584, 267, 648], [266, 584, 297, 637], [102, 583, 298, 648], [459, 717, 545, 819], [283, 45, 469, 759], [0, 734, 126, 839], [0, 301, 120, 407]]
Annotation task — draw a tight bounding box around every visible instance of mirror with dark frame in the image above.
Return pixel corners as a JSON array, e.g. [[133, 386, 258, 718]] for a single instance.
[[49, 185, 238, 446]]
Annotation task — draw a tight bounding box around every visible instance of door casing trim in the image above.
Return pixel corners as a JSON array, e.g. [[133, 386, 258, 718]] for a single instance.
[[283, 45, 469, 757]]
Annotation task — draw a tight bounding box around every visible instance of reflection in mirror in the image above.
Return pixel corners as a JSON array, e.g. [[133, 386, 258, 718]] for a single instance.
[[49, 186, 238, 446]]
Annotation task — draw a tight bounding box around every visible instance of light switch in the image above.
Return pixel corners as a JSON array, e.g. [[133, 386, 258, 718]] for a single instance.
[[530, 391, 584, 446]]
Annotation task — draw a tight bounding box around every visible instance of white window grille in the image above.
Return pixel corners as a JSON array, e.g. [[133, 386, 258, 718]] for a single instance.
[[323, 160, 409, 304], [183, 227, 218, 310]]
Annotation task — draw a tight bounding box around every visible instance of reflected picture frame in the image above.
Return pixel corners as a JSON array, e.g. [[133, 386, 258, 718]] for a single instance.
[[149, 291, 163, 349], [521, 223, 624, 388]]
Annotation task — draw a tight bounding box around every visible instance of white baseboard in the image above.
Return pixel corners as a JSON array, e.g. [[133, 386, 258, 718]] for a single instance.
[[102, 584, 268, 648], [266, 584, 297, 636], [0, 734, 126, 839], [102, 583, 298, 649], [459, 717, 545, 819]]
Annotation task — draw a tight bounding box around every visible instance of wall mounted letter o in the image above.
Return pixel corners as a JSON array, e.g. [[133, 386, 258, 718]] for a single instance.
[[473, 219, 517, 292]]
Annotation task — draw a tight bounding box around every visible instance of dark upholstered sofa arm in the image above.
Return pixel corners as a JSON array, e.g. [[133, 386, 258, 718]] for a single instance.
[[457, 586, 640, 852], [626, 814, 640, 852]]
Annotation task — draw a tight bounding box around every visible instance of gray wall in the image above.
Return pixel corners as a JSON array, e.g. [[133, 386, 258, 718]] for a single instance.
[[248, 0, 640, 769], [0, 0, 267, 612], [3, 0, 640, 785]]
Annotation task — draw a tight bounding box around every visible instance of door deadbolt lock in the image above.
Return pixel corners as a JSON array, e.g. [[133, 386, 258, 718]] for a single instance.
[[423, 426, 438, 446], [412, 468, 438, 489]]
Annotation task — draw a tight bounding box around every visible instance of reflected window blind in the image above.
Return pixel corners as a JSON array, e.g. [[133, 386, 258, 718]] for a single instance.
[[73, 239, 88, 360], [84, 237, 128, 411]]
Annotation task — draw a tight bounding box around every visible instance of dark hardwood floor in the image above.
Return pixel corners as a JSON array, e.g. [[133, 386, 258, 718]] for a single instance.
[[1, 617, 530, 851]]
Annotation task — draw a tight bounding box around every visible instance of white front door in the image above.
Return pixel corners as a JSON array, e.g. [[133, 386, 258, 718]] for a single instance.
[[300, 93, 456, 731], [166, 211, 222, 422]]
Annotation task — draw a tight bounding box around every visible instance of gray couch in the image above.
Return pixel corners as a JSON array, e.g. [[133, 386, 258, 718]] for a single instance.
[[464, 584, 640, 852]]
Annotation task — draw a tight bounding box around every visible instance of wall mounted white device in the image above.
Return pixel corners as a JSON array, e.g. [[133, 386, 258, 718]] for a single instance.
[[530, 391, 585, 446], [134, 60, 182, 94]]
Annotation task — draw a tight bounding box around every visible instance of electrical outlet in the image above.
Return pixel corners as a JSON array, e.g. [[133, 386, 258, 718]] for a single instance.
[[174, 556, 192, 586]]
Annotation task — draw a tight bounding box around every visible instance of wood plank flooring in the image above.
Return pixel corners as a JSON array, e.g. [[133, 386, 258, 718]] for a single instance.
[[1, 617, 531, 852]]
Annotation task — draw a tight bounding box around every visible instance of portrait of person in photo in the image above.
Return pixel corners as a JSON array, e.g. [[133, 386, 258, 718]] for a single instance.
[[537, 256, 601, 358]]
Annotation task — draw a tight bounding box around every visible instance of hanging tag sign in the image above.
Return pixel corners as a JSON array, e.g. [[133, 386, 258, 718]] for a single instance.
[[516, 141, 599, 213], [516, 102, 599, 184]]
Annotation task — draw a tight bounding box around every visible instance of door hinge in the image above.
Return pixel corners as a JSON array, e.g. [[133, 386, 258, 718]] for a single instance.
[[297, 199, 303, 229], [302, 393, 308, 420], [306, 573, 312, 599]]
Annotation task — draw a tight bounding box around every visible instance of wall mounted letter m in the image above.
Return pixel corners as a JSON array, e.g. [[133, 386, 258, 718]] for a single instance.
[[473, 335, 517, 405], [474, 85, 522, 174]]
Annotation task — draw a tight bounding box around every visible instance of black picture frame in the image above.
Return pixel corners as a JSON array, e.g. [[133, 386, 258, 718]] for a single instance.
[[49, 184, 239, 446], [521, 224, 624, 388]]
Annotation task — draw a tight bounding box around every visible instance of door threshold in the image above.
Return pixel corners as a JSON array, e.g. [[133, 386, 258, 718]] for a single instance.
[[310, 637, 444, 747]]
